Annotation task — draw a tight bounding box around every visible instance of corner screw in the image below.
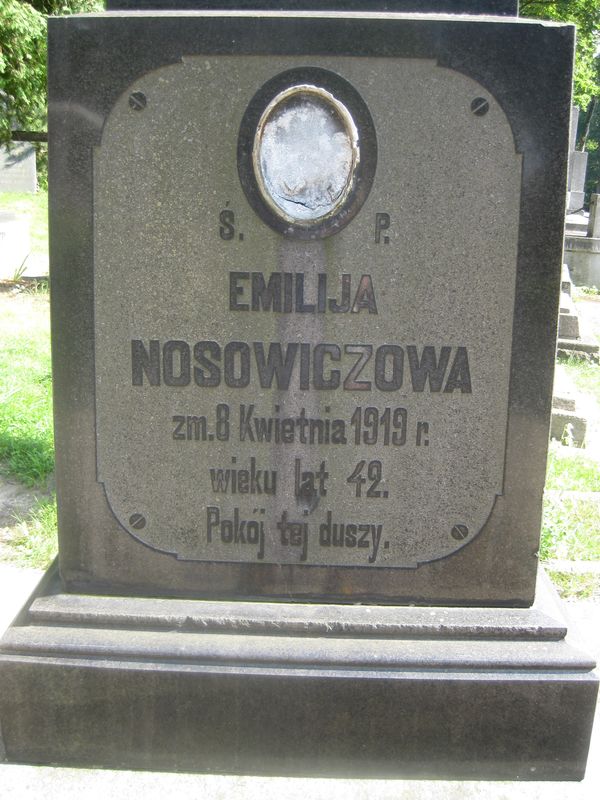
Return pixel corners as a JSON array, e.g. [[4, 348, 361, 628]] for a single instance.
[[129, 513, 146, 530], [451, 524, 469, 541], [470, 97, 489, 117], [129, 91, 147, 111]]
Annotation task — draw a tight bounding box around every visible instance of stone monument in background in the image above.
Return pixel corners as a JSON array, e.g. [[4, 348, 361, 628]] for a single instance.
[[567, 106, 589, 214], [0, 142, 37, 194], [0, 0, 597, 780]]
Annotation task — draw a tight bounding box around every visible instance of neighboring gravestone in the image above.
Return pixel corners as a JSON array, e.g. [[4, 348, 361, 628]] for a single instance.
[[588, 192, 600, 238], [0, 3, 597, 780], [564, 188, 600, 286], [0, 143, 37, 193], [555, 263, 599, 361], [567, 107, 589, 213]]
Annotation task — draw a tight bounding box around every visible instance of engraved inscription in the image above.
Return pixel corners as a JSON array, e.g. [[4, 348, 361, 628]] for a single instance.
[[229, 272, 378, 314], [94, 56, 521, 568], [132, 340, 471, 393]]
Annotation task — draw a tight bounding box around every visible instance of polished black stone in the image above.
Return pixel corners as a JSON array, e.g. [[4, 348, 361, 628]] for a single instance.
[[105, 1, 519, 14]]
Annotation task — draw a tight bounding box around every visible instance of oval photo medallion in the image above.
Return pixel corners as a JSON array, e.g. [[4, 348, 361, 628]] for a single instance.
[[238, 68, 377, 239]]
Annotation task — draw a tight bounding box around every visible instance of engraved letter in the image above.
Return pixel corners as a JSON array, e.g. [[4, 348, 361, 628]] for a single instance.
[[132, 339, 160, 386]]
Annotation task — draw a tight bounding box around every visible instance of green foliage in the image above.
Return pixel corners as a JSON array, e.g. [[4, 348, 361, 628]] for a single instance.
[[1, 1, 597, 148], [577, 285, 600, 296], [546, 570, 600, 599], [0, 1, 103, 146], [0, 0, 47, 144], [545, 439, 600, 491], [560, 354, 600, 406], [28, 1, 103, 12], [520, 1, 599, 111]]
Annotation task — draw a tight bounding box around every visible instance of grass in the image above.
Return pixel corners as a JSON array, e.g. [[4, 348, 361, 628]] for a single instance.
[[540, 491, 600, 561], [0, 289, 54, 485], [5, 495, 57, 569], [560, 356, 600, 407], [577, 286, 600, 296], [544, 439, 600, 492], [542, 383, 600, 596], [545, 570, 600, 600], [0, 192, 53, 565], [0, 284, 57, 568], [0, 191, 48, 258]]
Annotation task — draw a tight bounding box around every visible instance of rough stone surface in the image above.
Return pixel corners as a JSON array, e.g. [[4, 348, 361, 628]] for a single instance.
[[95, 56, 519, 571], [0, 565, 597, 779], [48, 10, 573, 605], [5, 566, 600, 792]]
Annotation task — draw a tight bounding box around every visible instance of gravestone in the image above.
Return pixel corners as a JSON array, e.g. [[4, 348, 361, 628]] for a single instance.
[[564, 187, 600, 299], [567, 107, 589, 213], [0, 1, 597, 780], [0, 143, 37, 194], [588, 193, 600, 238]]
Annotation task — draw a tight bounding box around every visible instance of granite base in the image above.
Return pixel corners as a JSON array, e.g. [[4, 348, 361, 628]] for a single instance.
[[0, 564, 597, 780]]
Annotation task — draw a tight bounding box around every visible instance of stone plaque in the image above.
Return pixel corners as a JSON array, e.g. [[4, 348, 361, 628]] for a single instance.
[[94, 57, 520, 569], [48, 12, 573, 603]]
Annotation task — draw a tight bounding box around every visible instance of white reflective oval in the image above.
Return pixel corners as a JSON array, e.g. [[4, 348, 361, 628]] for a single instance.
[[253, 85, 359, 223]]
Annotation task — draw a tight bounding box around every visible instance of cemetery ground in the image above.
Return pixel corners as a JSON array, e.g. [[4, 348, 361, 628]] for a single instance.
[[1, 190, 599, 596]]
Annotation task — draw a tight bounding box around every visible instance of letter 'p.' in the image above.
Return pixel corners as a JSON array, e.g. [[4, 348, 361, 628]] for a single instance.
[[375, 212, 390, 244]]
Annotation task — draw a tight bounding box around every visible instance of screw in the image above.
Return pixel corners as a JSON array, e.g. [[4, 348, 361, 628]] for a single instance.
[[129, 513, 146, 530], [470, 97, 489, 117], [451, 524, 469, 541], [129, 91, 147, 111]]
